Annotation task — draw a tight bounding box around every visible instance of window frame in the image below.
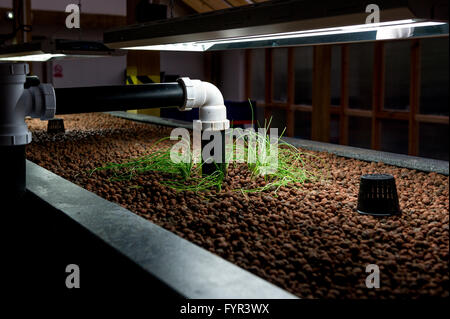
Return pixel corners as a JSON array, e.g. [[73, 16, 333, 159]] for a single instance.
[[244, 36, 449, 157]]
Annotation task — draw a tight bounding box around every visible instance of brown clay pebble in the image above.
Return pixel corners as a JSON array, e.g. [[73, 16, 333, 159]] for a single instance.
[[26, 113, 449, 299]]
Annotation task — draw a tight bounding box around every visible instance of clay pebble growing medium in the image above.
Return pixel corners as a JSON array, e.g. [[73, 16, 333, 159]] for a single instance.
[[26, 113, 449, 298]]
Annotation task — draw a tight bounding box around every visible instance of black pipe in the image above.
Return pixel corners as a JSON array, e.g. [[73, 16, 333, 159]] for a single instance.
[[0, 145, 26, 203], [201, 130, 226, 176], [55, 83, 185, 115]]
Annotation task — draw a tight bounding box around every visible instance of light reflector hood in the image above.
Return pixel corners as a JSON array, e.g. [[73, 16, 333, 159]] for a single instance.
[[0, 39, 124, 62], [104, 0, 449, 51]]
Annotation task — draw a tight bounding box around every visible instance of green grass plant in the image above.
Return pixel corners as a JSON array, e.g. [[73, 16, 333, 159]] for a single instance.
[[91, 101, 325, 194]]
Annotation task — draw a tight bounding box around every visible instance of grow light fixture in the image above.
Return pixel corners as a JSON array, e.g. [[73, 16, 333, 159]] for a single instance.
[[104, 0, 449, 51], [0, 53, 66, 61], [122, 20, 447, 51], [0, 39, 124, 62]]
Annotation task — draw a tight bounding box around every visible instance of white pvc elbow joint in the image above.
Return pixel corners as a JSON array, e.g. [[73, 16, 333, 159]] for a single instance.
[[177, 77, 229, 131]]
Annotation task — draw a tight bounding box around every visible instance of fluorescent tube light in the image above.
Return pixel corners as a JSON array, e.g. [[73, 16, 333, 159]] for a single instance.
[[105, 0, 449, 51], [0, 39, 124, 62], [122, 20, 447, 52], [0, 53, 66, 62]]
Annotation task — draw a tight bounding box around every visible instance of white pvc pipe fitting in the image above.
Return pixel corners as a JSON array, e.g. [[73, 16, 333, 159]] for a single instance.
[[0, 63, 56, 146], [177, 77, 230, 131]]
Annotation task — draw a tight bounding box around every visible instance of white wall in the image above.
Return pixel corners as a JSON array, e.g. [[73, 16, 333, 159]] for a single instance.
[[0, 0, 11, 8], [0, 0, 126, 15], [160, 51, 205, 80], [0, 0, 192, 17], [33, 0, 126, 15], [219, 50, 246, 101], [50, 55, 126, 88]]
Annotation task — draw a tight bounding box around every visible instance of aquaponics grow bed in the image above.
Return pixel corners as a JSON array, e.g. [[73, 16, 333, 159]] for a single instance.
[[26, 113, 449, 298]]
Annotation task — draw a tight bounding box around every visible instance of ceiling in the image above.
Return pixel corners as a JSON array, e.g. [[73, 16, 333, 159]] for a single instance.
[[181, 0, 269, 13]]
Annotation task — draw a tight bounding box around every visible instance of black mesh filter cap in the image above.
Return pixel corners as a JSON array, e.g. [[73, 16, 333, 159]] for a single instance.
[[357, 174, 401, 216], [47, 118, 65, 134]]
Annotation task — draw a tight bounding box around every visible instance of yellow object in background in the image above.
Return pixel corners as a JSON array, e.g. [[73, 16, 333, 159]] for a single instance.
[[126, 66, 160, 117]]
